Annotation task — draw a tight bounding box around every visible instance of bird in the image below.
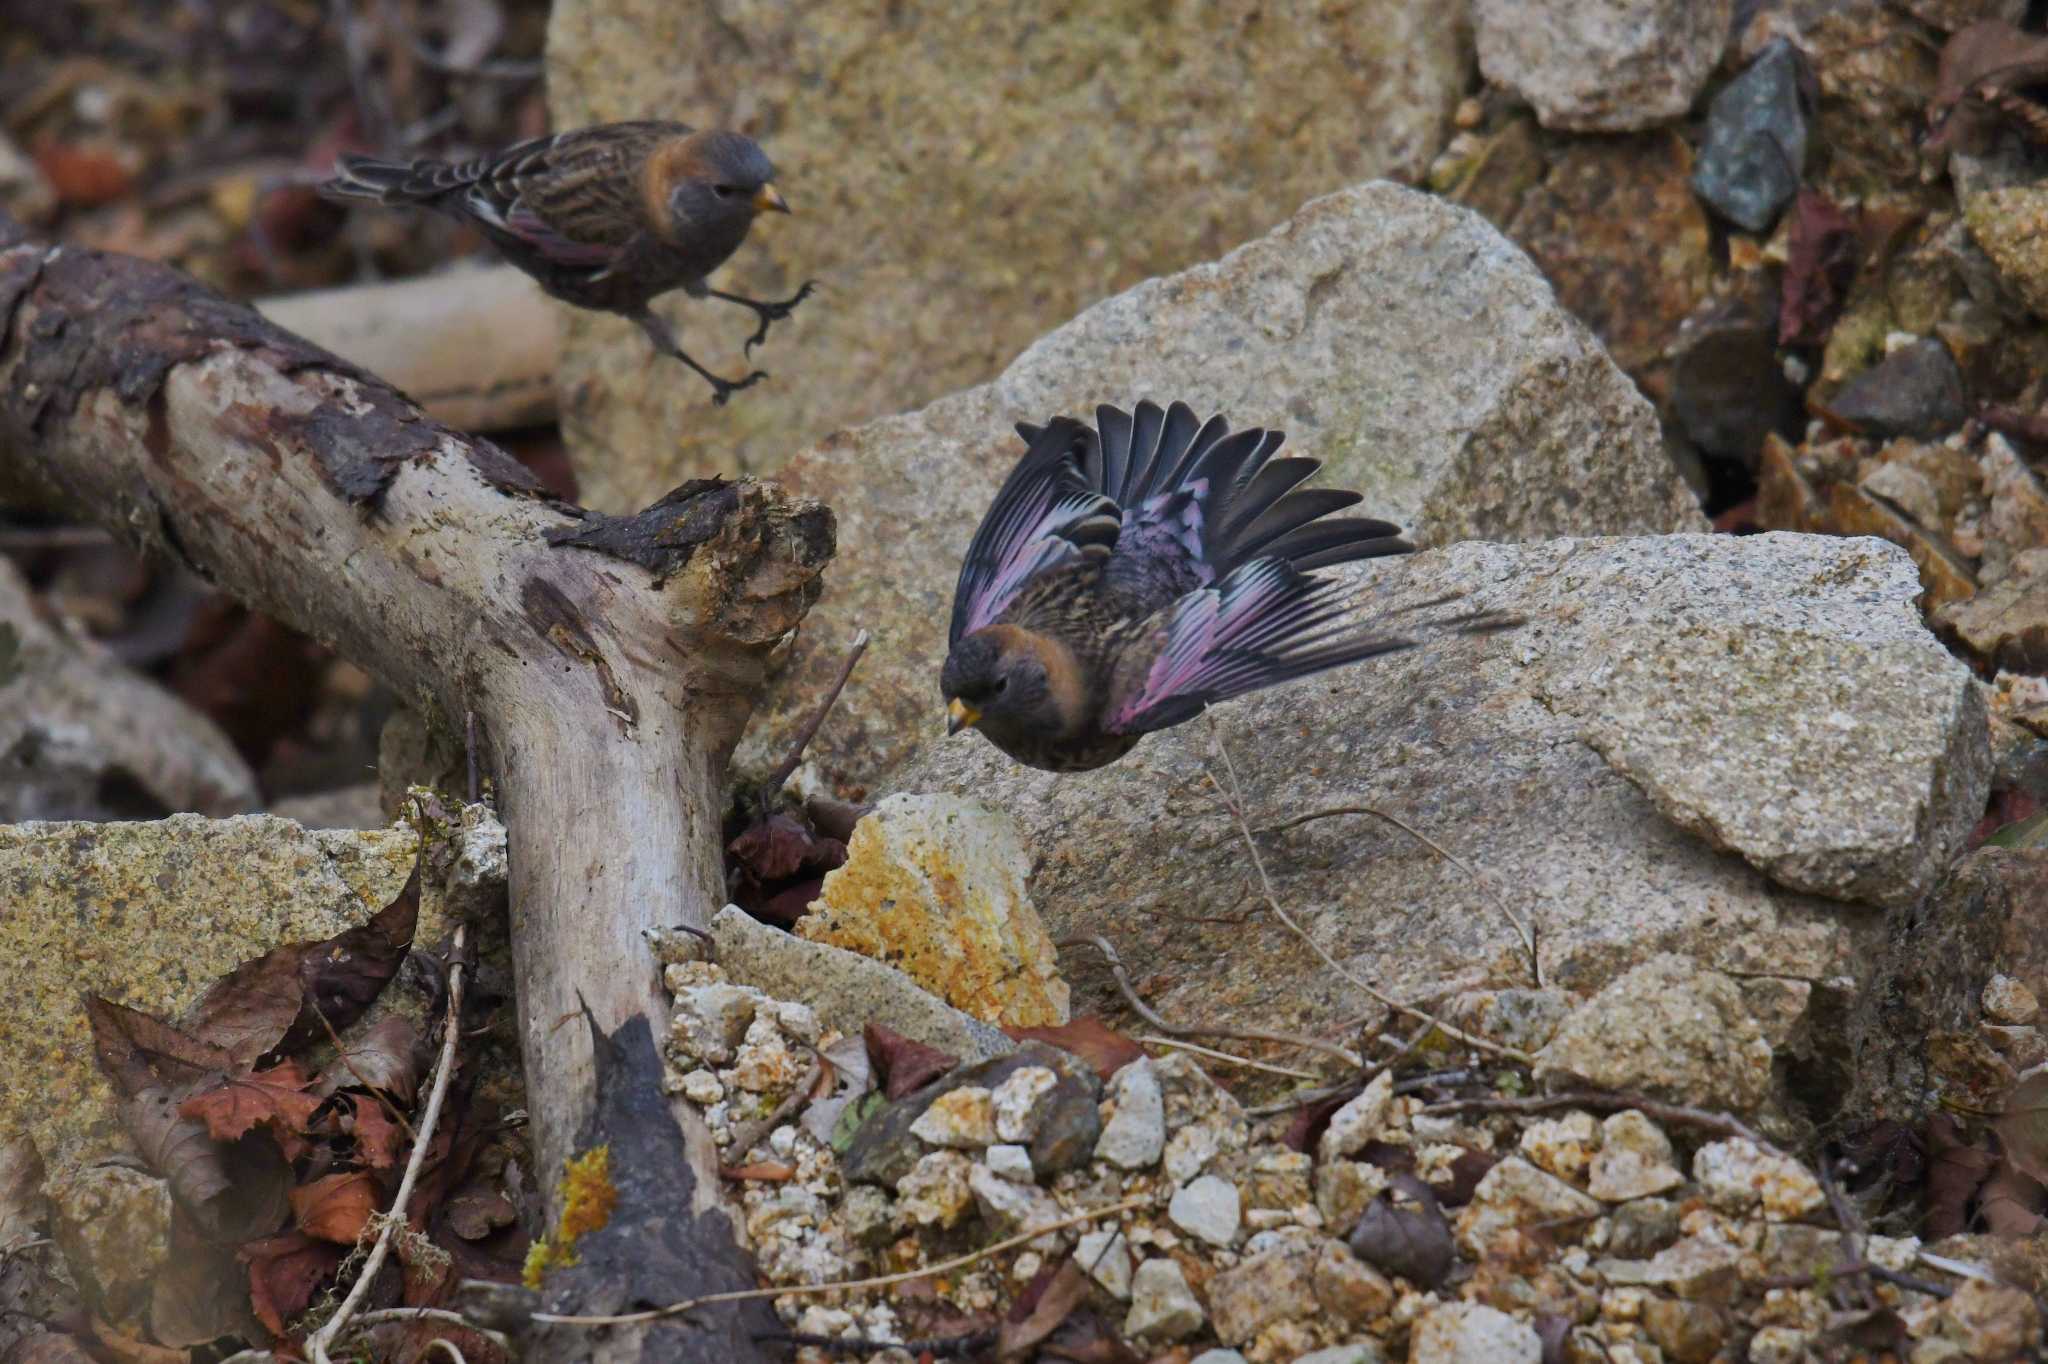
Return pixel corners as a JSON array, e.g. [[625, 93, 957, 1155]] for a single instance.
[[940, 400, 1511, 772], [321, 121, 813, 405]]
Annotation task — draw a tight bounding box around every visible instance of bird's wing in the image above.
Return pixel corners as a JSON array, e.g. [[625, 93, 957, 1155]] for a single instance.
[[1102, 559, 1414, 735], [460, 123, 684, 269], [949, 419, 1121, 644]]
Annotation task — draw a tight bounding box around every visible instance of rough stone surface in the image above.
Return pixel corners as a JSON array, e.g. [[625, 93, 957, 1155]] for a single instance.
[[909, 1087, 996, 1149], [1411, 1301, 1543, 1364], [966, 1159, 1060, 1235], [1318, 1070, 1394, 1166], [1168, 1174, 1242, 1248], [1558, 572, 1988, 907], [1599, 1235, 1745, 1304], [0, 558, 257, 821], [1691, 38, 1812, 233], [991, 1066, 1058, 1144], [46, 1163, 171, 1332], [842, 1043, 1100, 1187], [1693, 1137, 1825, 1220], [1124, 1257, 1204, 1341], [1588, 1110, 1685, 1201], [1208, 1239, 1320, 1346], [1829, 337, 1970, 440], [984, 1143, 1034, 1183], [895, 1149, 975, 1228], [1966, 184, 2048, 321], [1985, 974, 2041, 1026], [710, 905, 1013, 1063], [800, 794, 1067, 1027], [888, 536, 1912, 1073], [546, 0, 1472, 506], [1475, 0, 1732, 132], [1077, 1228, 1133, 1300], [1095, 1059, 1166, 1171], [1939, 548, 2048, 674], [1312, 1239, 1395, 1325], [1455, 1156, 1603, 1259], [1536, 955, 1776, 1115], [0, 816, 419, 1174], [742, 182, 1703, 790]]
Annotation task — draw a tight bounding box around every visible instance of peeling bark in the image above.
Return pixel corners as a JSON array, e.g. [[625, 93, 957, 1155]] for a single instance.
[[0, 217, 832, 1362]]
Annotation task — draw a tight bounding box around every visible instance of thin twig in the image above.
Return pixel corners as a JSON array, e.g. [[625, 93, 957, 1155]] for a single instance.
[[1917, 1250, 1998, 1284], [1206, 743, 1532, 1065], [1419, 1090, 1783, 1158], [1259, 803, 1542, 986], [762, 628, 869, 801], [722, 1049, 823, 1158], [1136, 1035, 1321, 1080], [1759, 1259, 1955, 1300], [307, 997, 417, 1143], [1819, 1152, 1877, 1311], [0, 526, 113, 549], [1061, 933, 1363, 1069], [306, 914, 469, 1364], [532, 1195, 1153, 1328]]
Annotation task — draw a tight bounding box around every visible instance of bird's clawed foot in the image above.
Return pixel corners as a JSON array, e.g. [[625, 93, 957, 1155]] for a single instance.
[[633, 308, 772, 405], [707, 367, 770, 406], [710, 281, 819, 356]]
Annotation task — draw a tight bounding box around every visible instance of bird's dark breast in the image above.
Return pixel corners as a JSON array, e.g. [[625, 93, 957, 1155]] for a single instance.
[[985, 727, 1143, 773]]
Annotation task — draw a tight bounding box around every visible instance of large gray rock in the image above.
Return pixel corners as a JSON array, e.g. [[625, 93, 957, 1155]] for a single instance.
[[0, 559, 256, 820], [883, 534, 1971, 1079], [0, 816, 419, 1174], [1475, 0, 1732, 132], [546, 0, 1474, 509], [742, 182, 1703, 789], [1554, 604, 1988, 909]]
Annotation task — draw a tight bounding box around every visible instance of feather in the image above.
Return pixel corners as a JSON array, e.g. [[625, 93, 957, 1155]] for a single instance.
[[948, 419, 1118, 643]]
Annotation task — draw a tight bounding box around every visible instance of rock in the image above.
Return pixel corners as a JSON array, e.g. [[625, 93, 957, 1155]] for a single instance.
[[1474, 0, 1730, 131], [1668, 313, 1806, 468], [894, 535, 1914, 1089], [669, 983, 766, 1066], [1830, 339, 1970, 441], [1965, 184, 2048, 321], [0, 558, 257, 821], [0, 816, 421, 1174], [1598, 1235, 1744, 1304], [966, 1160, 1060, 1235], [1207, 1239, 1319, 1346], [0, 133, 55, 225], [545, 0, 1472, 507], [1295, 1348, 1386, 1364], [1094, 1059, 1166, 1171], [1312, 1239, 1395, 1325], [839, 1185, 897, 1250], [1691, 39, 1812, 233], [1318, 1070, 1395, 1165], [1076, 1228, 1133, 1300], [1156, 1052, 1250, 1184], [800, 795, 1067, 1027], [709, 906, 1013, 1063], [909, 1087, 996, 1149], [1693, 1138, 1825, 1220], [1900, 0, 2028, 29], [1985, 975, 2041, 1026], [1558, 583, 1988, 909], [1848, 848, 2048, 1126], [1588, 1111, 1685, 1201], [741, 181, 1703, 792], [1168, 1174, 1242, 1248], [895, 1150, 975, 1229], [1520, 1110, 1598, 1183], [842, 1043, 1100, 1187], [1124, 1257, 1204, 1341], [1939, 548, 2048, 674], [1315, 1160, 1387, 1236], [46, 1163, 170, 1331], [1240, 1149, 1315, 1214], [1748, 1325, 1814, 1364], [1825, 480, 1979, 616], [1608, 1197, 1683, 1258], [1505, 132, 1714, 378], [1981, 437, 2048, 588], [1456, 1157, 1603, 1259], [1907, 1277, 2041, 1360], [1643, 1298, 1730, 1364], [680, 1070, 723, 1106], [1190, 1354, 1250, 1364], [267, 783, 385, 830], [984, 1144, 1034, 1183], [1411, 1301, 1542, 1363], [730, 1016, 805, 1093], [1474, 989, 1574, 1052], [1536, 955, 1775, 1116], [989, 1065, 1060, 1147]]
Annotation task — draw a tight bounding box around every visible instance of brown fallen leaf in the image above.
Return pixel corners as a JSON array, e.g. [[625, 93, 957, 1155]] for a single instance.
[[996, 1258, 1088, 1360], [90, 1316, 191, 1364], [727, 810, 847, 928], [1349, 1172, 1456, 1290], [2, 1335, 100, 1363], [719, 1161, 795, 1182], [1928, 20, 2048, 153], [290, 1170, 380, 1244], [346, 1093, 409, 1170], [83, 995, 290, 1244], [240, 1230, 343, 1338], [864, 1023, 960, 1100], [1778, 191, 1857, 348], [1280, 1086, 1358, 1154], [316, 1013, 424, 1105], [177, 1059, 323, 1161], [1926, 1114, 1997, 1238], [149, 1209, 261, 1348], [1003, 1017, 1145, 1083]]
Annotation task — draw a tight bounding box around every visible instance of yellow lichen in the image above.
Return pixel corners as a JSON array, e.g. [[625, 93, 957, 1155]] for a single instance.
[[521, 1145, 618, 1288]]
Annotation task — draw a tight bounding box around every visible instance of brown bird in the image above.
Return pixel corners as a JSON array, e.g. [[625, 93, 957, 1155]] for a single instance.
[[941, 400, 1505, 771], [321, 121, 812, 405]]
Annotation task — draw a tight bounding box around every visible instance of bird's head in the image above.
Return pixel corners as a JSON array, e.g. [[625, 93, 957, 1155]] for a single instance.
[[663, 130, 789, 230], [939, 626, 1075, 744]]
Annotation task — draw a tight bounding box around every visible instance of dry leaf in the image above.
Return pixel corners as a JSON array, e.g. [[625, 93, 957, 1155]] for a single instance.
[[240, 1230, 342, 1337], [289, 1170, 380, 1244], [346, 1093, 409, 1171], [864, 1023, 959, 1100], [317, 1014, 423, 1105], [1003, 1017, 1144, 1083], [1348, 1172, 1455, 1290], [177, 1060, 323, 1160], [996, 1258, 1088, 1359]]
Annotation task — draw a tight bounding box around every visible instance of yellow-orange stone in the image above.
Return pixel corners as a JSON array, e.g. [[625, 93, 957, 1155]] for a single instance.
[[799, 794, 1069, 1028]]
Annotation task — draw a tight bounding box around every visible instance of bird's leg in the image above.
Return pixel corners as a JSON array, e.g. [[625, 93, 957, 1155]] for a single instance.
[[701, 281, 818, 356], [629, 308, 768, 406]]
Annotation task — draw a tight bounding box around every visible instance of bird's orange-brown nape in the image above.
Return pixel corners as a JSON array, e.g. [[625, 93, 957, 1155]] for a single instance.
[[979, 623, 1088, 733], [640, 135, 701, 235]]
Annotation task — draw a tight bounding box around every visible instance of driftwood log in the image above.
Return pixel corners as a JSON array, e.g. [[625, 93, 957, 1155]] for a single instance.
[[0, 216, 833, 1362]]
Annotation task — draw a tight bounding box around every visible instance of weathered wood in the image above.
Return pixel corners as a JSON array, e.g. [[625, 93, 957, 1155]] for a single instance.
[[0, 217, 831, 1361]]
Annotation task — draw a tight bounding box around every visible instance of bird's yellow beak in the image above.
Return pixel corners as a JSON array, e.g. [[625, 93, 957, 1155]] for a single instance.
[[947, 698, 980, 736], [753, 184, 791, 215]]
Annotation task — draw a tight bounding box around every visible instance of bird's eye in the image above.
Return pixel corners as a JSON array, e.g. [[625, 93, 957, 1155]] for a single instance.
[[713, 184, 737, 197], [994, 677, 1008, 693]]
